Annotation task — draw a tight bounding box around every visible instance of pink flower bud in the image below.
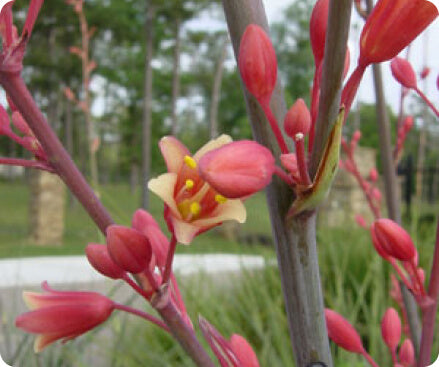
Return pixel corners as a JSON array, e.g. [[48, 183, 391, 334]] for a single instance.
[[373, 219, 416, 261], [370, 222, 392, 260], [310, 0, 329, 67], [355, 214, 368, 229], [198, 140, 275, 199], [325, 309, 365, 353], [132, 209, 161, 231], [284, 98, 311, 139], [353, 130, 361, 142], [399, 339, 415, 367], [85, 243, 126, 279], [230, 334, 260, 367], [238, 24, 278, 104], [420, 66, 430, 79], [381, 307, 401, 352], [391, 57, 417, 89], [106, 225, 152, 274], [369, 168, 378, 182], [371, 188, 382, 202]]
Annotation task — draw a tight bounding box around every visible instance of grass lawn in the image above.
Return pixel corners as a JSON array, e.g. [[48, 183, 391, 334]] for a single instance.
[[0, 180, 273, 258]]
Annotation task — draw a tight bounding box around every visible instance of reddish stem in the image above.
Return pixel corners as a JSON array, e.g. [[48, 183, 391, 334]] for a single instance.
[[274, 165, 295, 186], [0, 157, 55, 172], [341, 65, 366, 120], [418, 221, 439, 367], [414, 87, 439, 118], [294, 137, 311, 186], [261, 102, 289, 154], [113, 303, 170, 333], [162, 235, 177, 285], [361, 350, 381, 367], [123, 275, 153, 300], [389, 257, 413, 293]]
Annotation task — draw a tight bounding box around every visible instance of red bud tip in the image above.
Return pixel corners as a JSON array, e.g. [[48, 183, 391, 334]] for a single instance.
[[373, 219, 416, 261], [106, 225, 152, 274], [420, 66, 430, 79], [238, 24, 278, 104], [198, 140, 275, 199], [86, 243, 126, 279], [391, 57, 417, 89], [284, 98, 311, 139], [310, 0, 329, 67], [325, 309, 365, 354], [381, 307, 401, 351], [399, 339, 415, 367]]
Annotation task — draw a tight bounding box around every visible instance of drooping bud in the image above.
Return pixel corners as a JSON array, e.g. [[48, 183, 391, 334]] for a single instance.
[[381, 308, 401, 352], [85, 243, 126, 279], [420, 66, 430, 79], [310, 0, 329, 67], [399, 339, 415, 367], [230, 334, 260, 367], [391, 57, 417, 89], [106, 225, 152, 274], [373, 219, 416, 261], [284, 98, 311, 140], [238, 24, 278, 104], [359, 0, 438, 67], [325, 309, 365, 353], [198, 140, 275, 199]]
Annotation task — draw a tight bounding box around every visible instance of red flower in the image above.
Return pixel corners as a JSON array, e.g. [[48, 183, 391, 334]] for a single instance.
[[16, 282, 114, 352]]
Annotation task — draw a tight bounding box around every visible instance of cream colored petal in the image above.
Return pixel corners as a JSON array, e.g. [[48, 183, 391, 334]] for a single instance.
[[193, 134, 233, 160], [171, 217, 200, 245], [148, 173, 181, 218], [194, 199, 247, 228], [159, 136, 190, 173]]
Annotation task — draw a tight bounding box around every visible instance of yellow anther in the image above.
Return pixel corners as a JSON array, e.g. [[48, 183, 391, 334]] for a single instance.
[[190, 202, 201, 216], [215, 194, 227, 204], [184, 155, 197, 169], [185, 179, 194, 190]]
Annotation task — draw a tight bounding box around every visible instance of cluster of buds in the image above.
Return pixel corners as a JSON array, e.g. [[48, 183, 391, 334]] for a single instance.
[[340, 131, 382, 221], [371, 219, 430, 308]]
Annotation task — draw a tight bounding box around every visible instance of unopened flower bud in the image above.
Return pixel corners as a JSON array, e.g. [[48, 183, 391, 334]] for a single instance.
[[325, 309, 365, 353], [106, 225, 152, 274], [238, 24, 278, 104], [230, 334, 260, 367], [391, 57, 417, 89], [198, 140, 275, 199], [399, 339, 415, 367], [373, 219, 416, 261], [420, 66, 430, 79], [371, 188, 382, 202], [352, 130, 361, 142], [355, 214, 367, 229], [284, 99, 311, 139], [381, 308, 401, 352], [310, 0, 329, 67], [369, 168, 378, 182], [86, 243, 126, 279], [370, 223, 392, 260]]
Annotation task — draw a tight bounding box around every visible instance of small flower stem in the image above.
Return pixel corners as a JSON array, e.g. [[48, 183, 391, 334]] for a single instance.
[[274, 165, 294, 186], [408, 260, 426, 296], [162, 235, 177, 285], [0, 73, 113, 234], [362, 351, 380, 367], [123, 275, 153, 300], [340, 65, 366, 120], [113, 303, 170, 333], [418, 220, 439, 367], [414, 87, 439, 118], [0, 157, 55, 172], [261, 102, 289, 154], [389, 257, 413, 292], [294, 137, 312, 186]]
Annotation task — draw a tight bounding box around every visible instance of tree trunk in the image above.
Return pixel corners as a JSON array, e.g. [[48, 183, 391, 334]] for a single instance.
[[171, 16, 181, 136], [209, 36, 228, 139], [141, 1, 155, 209]]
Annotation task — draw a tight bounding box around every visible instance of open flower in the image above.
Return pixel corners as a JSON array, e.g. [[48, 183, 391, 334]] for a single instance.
[[15, 282, 114, 352], [148, 135, 246, 245]]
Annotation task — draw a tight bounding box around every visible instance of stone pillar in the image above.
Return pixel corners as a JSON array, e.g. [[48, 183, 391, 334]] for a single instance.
[[29, 170, 65, 245]]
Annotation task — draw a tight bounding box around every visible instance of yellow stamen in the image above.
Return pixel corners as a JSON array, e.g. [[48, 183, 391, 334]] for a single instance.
[[190, 202, 201, 216], [184, 155, 197, 169], [185, 179, 194, 190], [215, 194, 227, 204]]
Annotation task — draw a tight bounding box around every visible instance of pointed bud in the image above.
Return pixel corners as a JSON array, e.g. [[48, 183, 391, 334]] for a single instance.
[[106, 225, 152, 274], [355, 214, 368, 229], [391, 57, 417, 89], [369, 168, 378, 182], [230, 334, 260, 367], [359, 0, 438, 66], [381, 308, 401, 352], [284, 99, 311, 139], [399, 339, 415, 367], [352, 130, 361, 142], [238, 24, 277, 104], [371, 188, 382, 202], [310, 0, 329, 67], [325, 309, 365, 353], [420, 67, 430, 79], [198, 140, 275, 198], [373, 219, 416, 261], [370, 222, 392, 260], [85, 243, 126, 279]]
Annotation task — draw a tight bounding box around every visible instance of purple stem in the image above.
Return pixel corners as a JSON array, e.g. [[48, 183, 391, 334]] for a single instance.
[[0, 157, 55, 173]]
